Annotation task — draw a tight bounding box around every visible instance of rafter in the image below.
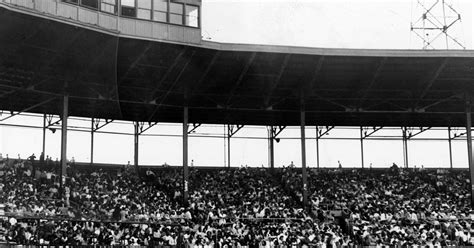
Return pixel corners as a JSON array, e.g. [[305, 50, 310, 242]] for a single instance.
[[415, 58, 448, 108], [148, 47, 187, 101], [0, 97, 56, 122], [226, 52, 256, 107], [264, 54, 291, 107], [358, 57, 387, 108], [147, 50, 197, 122]]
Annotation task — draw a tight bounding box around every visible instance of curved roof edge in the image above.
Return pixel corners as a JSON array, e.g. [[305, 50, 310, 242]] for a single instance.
[[2, 1, 474, 58]]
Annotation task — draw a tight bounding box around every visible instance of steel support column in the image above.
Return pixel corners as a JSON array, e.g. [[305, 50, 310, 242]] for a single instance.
[[448, 127, 453, 169], [465, 97, 474, 208], [42, 113, 46, 159], [59, 95, 68, 196], [227, 125, 231, 168], [90, 118, 94, 165], [360, 126, 365, 168], [316, 126, 320, 169], [300, 109, 308, 208], [133, 122, 139, 174], [402, 127, 409, 168], [269, 126, 275, 169], [183, 106, 189, 205]]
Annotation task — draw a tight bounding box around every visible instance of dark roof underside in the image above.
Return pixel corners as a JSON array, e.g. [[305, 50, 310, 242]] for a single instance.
[[1, 8, 474, 127]]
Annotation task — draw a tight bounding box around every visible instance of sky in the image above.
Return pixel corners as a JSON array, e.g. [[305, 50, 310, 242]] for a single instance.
[[0, 0, 473, 168]]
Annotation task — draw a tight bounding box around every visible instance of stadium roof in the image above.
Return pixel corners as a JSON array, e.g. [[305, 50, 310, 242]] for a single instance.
[[1, 6, 474, 127]]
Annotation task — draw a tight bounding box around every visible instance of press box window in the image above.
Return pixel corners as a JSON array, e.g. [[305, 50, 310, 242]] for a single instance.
[[101, 0, 117, 14], [121, 0, 136, 17], [185, 4, 199, 27], [137, 0, 152, 20], [153, 0, 168, 22], [169, 2, 183, 25], [81, 0, 99, 9]]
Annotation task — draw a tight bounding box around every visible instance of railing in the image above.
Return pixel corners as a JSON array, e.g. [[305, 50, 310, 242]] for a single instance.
[[0, 0, 202, 44]]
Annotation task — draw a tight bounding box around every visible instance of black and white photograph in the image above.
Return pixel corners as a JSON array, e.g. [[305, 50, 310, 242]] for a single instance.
[[0, 0, 473, 246]]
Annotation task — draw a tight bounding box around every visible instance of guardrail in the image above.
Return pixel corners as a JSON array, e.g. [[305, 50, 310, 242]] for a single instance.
[[0, 0, 202, 44]]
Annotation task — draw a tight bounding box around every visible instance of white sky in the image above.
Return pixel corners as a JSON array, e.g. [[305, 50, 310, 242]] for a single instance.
[[0, 0, 473, 168]]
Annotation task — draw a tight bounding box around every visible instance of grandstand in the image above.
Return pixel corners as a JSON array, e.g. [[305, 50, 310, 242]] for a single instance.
[[1, 0, 474, 245]]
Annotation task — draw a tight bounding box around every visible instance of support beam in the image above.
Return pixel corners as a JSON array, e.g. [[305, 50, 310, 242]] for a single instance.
[[407, 127, 432, 139], [465, 96, 474, 208], [133, 121, 139, 174], [360, 126, 365, 168], [227, 125, 231, 168], [448, 127, 453, 169], [0, 97, 56, 122], [316, 126, 320, 169], [42, 113, 46, 159], [267, 125, 285, 169], [183, 106, 189, 205], [269, 126, 275, 169], [60, 95, 68, 198], [317, 126, 335, 139], [402, 127, 409, 168], [90, 119, 94, 165], [187, 123, 201, 134], [362, 126, 384, 139], [300, 109, 308, 208]]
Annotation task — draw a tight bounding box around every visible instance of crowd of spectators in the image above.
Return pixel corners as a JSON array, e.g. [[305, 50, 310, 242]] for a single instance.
[[279, 165, 474, 246], [0, 155, 473, 246]]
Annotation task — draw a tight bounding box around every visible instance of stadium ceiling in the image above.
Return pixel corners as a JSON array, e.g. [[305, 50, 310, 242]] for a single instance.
[[1, 7, 474, 127]]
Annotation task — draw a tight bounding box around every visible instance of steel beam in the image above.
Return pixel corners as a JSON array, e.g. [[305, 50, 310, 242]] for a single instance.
[[362, 126, 384, 139], [226, 52, 257, 107], [317, 126, 335, 139], [402, 127, 409, 168], [226, 124, 244, 168], [0, 98, 56, 122], [42, 113, 46, 159], [300, 108, 308, 208], [465, 96, 474, 208], [183, 106, 189, 204], [133, 121, 139, 174], [91, 118, 94, 165], [360, 126, 365, 168], [407, 127, 432, 139], [448, 126, 453, 169], [316, 126, 320, 169], [60, 95, 68, 198]]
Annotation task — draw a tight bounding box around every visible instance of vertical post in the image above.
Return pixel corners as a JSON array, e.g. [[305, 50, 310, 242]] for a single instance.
[[360, 126, 365, 168], [134, 122, 139, 174], [183, 106, 189, 204], [300, 109, 308, 208], [316, 126, 320, 169], [465, 96, 474, 208], [448, 126, 453, 169], [42, 114, 46, 157], [269, 127, 275, 169], [227, 125, 231, 168], [60, 95, 68, 196], [90, 118, 94, 165], [402, 127, 409, 168]]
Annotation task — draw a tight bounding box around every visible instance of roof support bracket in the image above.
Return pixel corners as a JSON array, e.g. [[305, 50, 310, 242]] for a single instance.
[[407, 127, 432, 139], [138, 121, 159, 135], [362, 126, 384, 139], [187, 123, 201, 134], [317, 126, 335, 139], [228, 124, 244, 138], [92, 118, 114, 132]]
